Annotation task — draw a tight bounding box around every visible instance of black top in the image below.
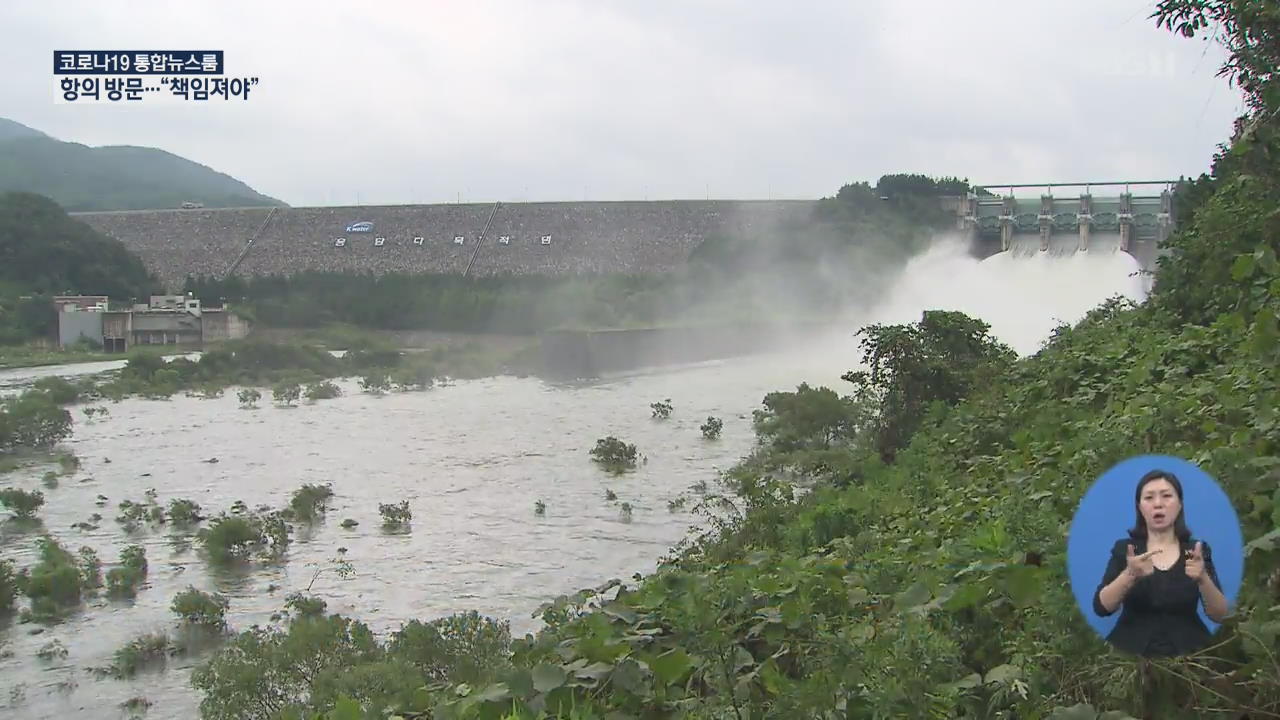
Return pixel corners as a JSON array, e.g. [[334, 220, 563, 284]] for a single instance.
[[1092, 537, 1222, 657]]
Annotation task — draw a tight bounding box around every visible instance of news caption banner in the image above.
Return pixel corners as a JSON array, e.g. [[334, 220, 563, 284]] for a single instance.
[[53, 51, 259, 103]]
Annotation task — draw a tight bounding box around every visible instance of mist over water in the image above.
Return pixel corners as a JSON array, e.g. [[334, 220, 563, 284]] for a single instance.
[[861, 235, 1147, 355]]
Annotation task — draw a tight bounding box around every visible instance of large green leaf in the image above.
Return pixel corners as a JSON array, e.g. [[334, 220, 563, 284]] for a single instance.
[[473, 683, 510, 704], [896, 581, 931, 608], [327, 697, 363, 720], [1004, 565, 1043, 609], [611, 658, 650, 698], [649, 648, 694, 686], [531, 663, 567, 693]]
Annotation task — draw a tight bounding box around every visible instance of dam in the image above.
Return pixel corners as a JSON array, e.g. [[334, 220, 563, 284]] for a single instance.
[[960, 181, 1177, 286], [69, 183, 1178, 377]]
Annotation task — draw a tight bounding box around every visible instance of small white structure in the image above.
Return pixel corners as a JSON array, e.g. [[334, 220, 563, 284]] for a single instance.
[[413, 236, 424, 245], [498, 235, 511, 245], [540, 234, 552, 245], [335, 237, 347, 247], [374, 236, 386, 246], [453, 235, 465, 245]]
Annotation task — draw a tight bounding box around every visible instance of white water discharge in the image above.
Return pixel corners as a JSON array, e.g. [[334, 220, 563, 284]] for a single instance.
[[863, 234, 1147, 355], [0, 236, 1150, 719]]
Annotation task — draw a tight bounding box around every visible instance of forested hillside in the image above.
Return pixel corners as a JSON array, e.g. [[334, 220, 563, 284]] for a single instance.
[[0, 118, 284, 211], [0, 192, 159, 344]]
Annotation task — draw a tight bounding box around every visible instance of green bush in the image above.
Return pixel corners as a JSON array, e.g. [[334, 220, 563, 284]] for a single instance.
[[0, 391, 72, 452], [191, 614, 382, 720], [236, 388, 261, 408], [171, 586, 230, 628], [700, 416, 724, 439], [0, 487, 44, 518], [650, 398, 673, 419], [272, 382, 301, 406], [105, 545, 148, 599], [284, 592, 328, 619], [199, 511, 289, 563], [359, 373, 391, 395], [378, 500, 411, 529], [102, 632, 170, 678], [288, 484, 334, 523], [589, 436, 638, 473], [387, 611, 512, 685], [200, 515, 261, 562], [167, 498, 203, 527], [24, 537, 85, 617], [77, 546, 102, 590], [0, 558, 17, 614], [304, 381, 342, 401], [32, 376, 79, 405]]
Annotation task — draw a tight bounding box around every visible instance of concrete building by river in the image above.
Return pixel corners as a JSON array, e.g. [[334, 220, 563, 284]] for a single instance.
[[54, 293, 250, 352]]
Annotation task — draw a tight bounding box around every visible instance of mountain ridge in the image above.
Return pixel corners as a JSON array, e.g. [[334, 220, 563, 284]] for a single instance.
[[0, 117, 285, 211]]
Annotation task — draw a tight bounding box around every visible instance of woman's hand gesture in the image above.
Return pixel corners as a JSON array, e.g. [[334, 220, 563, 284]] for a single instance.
[[1184, 541, 1205, 583], [1124, 543, 1160, 580]]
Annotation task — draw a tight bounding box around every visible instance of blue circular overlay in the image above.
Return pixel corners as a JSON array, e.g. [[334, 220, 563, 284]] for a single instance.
[[1067, 454, 1244, 640]]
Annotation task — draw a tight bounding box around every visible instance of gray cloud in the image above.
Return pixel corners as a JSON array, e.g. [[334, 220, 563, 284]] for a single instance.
[[0, 0, 1245, 206]]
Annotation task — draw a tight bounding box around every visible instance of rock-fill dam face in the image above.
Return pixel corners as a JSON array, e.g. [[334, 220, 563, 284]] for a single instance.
[[72, 200, 818, 291]]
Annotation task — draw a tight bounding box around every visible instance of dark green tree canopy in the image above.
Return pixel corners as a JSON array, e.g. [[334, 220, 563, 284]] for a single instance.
[[0, 192, 158, 300]]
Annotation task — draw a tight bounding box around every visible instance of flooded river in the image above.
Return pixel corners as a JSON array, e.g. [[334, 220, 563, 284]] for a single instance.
[[0, 331, 861, 720], [0, 239, 1148, 719]]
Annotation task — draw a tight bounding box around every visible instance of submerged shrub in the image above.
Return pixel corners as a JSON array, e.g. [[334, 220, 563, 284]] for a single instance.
[[288, 484, 334, 523], [24, 537, 85, 617], [199, 511, 290, 564], [33, 376, 80, 405], [304, 381, 342, 401], [700, 415, 724, 439], [359, 373, 391, 395], [236, 388, 261, 408], [105, 545, 148, 599], [102, 632, 170, 678], [0, 488, 44, 519], [650, 398, 673, 419], [167, 498, 203, 527], [590, 436, 638, 472], [272, 383, 301, 406], [35, 639, 68, 661], [284, 592, 328, 618], [77, 547, 102, 591], [0, 558, 18, 614], [379, 500, 411, 529], [172, 587, 230, 629]]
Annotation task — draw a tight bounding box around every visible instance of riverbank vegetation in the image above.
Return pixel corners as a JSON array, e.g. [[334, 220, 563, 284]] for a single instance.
[[166, 3, 1276, 717]]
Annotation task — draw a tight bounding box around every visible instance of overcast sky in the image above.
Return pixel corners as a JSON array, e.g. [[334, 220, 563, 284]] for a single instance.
[[1, 0, 1246, 207]]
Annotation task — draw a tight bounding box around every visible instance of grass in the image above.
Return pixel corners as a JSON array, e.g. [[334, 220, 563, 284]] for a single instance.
[[0, 343, 171, 370]]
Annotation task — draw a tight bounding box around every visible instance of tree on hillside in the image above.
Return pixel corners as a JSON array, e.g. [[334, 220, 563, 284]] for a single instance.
[[875, 173, 972, 198], [842, 310, 1016, 461], [1154, 0, 1278, 113], [0, 192, 159, 302], [1151, 2, 1280, 326]]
